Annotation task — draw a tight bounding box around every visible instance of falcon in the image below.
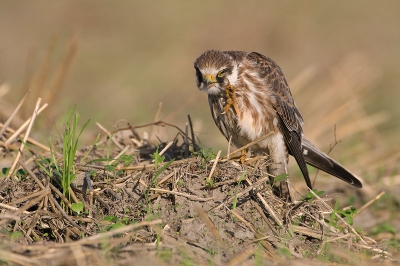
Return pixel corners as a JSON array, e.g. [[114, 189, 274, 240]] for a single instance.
[[194, 50, 362, 199]]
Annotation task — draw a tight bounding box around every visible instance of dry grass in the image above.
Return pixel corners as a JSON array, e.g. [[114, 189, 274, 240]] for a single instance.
[[0, 94, 399, 265], [0, 42, 399, 265]]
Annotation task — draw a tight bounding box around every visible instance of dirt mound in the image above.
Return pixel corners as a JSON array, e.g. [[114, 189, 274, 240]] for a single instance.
[[0, 114, 396, 265]]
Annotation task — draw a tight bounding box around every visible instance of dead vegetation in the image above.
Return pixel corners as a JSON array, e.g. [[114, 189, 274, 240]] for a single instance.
[[0, 101, 397, 265], [0, 43, 399, 265]]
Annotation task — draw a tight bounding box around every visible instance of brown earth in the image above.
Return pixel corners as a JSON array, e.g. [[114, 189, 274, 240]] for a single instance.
[[0, 120, 398, 266]]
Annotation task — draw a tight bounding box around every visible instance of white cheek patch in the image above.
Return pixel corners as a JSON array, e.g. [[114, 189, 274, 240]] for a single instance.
[[227, 65, 238, 85], [303, 149, 308, 155]]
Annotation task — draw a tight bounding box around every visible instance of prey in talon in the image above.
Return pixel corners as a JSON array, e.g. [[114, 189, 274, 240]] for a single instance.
[[222, 83, 241, 117]]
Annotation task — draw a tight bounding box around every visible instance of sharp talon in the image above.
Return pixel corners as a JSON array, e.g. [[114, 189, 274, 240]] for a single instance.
[[222, 84, 239, 116]]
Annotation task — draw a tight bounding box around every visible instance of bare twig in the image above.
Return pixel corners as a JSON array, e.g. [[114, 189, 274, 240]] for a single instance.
[[0, 249, 39, 266], [229, 208, 279, 261], [113, 120, 195, 142], [0, 203, 31, 214], [223, 132, 273, 159], [252, 202, 279, 236], [158, 141, 173, 156], [313, 125, 341, 187], [187, 114, 197, 151], [19, 159, 46, 190], [150, 188, 214, 202], [325, 233, 352, 243], [5, 103, 48, 145], [210, 175, 271, 211], [8, 98, 42, 178], [226, 247, 256, 266], [195, 205, 222, 242], [0, 90, 30, 139], [26, 199, 45, 238], [353, 191, 385, 218], [107, 145, 130, 166], [207, 150, 221, 182], [96, 122, 124, 150], [7, 188, 48, 206], [195, 176, 244, 190], [157, 172, 174, 186], [77, 219, 162, 244], [245, 179, 282, 226], [308, 189, 368, 245], [227, 135, 232, 160], [49, 183, 73, 209], [48, 194, 83, 231], [0, 191, 49, 227], [114, 157, 198, 171], [353, 243, 392, 257]]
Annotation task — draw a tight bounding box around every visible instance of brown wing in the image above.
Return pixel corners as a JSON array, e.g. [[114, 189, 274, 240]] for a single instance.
[[246, 52, 304, 131], [246, 52, 312, 189], [208, 95, 229, 140]]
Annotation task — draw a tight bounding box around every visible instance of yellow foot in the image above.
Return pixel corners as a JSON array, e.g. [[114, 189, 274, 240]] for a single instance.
[[221, 98, 233, 114], [221, 83, 241, 117]]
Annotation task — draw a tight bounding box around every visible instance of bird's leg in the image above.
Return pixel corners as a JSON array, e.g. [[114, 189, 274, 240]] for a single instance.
[[240, 149, 247, 164], [268, 162, 295, 202], [221, 82, 241, 117]]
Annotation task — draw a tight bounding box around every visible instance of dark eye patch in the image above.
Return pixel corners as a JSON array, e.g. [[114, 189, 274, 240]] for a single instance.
[[195, 66, 203, 84]]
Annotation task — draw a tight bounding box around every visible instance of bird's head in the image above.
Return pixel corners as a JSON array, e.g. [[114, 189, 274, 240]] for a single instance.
[[194, 50, 234, 96]]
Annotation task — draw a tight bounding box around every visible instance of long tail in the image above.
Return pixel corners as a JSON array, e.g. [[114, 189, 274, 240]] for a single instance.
[[300, 138, 362, 188]]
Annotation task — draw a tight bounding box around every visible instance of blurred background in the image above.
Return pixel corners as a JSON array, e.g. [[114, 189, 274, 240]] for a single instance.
[[1, 1, 400, 183]]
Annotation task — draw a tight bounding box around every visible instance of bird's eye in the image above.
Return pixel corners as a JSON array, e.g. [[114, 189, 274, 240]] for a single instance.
[[217, 69, 226, 78]]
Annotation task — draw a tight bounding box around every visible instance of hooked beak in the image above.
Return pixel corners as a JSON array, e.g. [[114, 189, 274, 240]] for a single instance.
[[204, 74, 217, 87]]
